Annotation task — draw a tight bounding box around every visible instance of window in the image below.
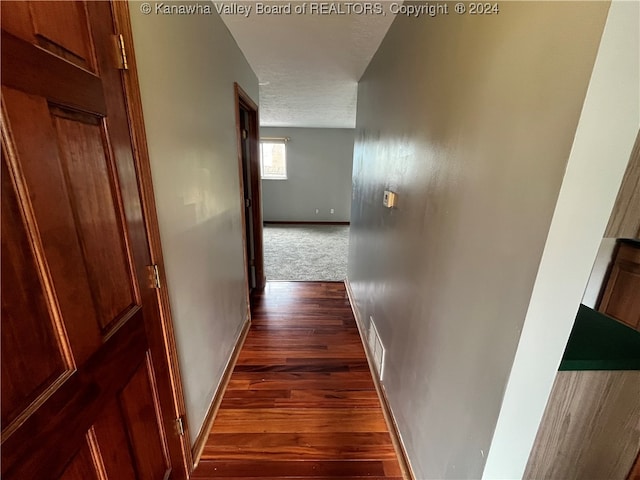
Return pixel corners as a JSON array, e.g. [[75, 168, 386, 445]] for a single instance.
[[260, 139, 287, 180]]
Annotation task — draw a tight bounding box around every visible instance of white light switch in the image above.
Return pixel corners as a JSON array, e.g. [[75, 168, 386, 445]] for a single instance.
[[383, 190, 397, 208]]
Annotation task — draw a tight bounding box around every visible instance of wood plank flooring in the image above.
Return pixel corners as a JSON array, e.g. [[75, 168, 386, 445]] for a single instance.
[[192, 282, 404, 479]]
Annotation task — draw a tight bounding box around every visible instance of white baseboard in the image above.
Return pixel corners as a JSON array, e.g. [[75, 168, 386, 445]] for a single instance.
[[190, 316, 251, 468], [344, 278, 416, 480]]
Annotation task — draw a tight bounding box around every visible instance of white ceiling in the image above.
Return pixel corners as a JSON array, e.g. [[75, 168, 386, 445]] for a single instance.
[[219, 2, 398, 128]]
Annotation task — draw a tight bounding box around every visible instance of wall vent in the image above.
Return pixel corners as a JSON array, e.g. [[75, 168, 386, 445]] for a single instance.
[[368, 316, 385, 381]]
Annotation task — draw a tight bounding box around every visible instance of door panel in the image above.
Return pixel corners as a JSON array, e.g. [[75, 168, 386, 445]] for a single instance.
[[3, 85, 104, 364], [1, 1, 95, 72], [60, 443, 100, 480], [0, 2, 33, 42], [29, 1, 94, 70], [0, 158, 72, 431], [59, 441, 101, 480], [1, 312, 151, 479], [52, 109, 137, 332], [93, 401, 139, 480], [120, 358, 170, 480], [1, 2, 177, 478]]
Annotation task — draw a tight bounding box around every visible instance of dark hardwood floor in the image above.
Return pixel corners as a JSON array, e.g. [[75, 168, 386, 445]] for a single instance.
[[192, 281, 404, 479]]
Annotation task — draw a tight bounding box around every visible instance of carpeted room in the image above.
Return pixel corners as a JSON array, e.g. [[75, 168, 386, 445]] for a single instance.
[[263, 223, 349, 281], [260, 127, 354, 281]]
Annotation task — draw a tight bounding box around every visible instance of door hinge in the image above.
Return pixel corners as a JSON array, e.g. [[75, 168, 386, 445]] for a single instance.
[[148, 264, 161, 289], [245, 198, 251, 208], [175, 416, 185, 436], [242, 129, 248, 139], [113, 33, 129, 70]]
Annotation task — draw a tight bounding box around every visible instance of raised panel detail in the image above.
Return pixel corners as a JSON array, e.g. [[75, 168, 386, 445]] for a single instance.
[[29, 1, 94, 70], [2, 3, 181, 477], [53, 110, 137, 333], [119, 357, 169, 480], [59, 440, 100, 480], [0, 1, 95, 73], [0, 2, 34, 42], [2, 86, 102, 364], [92, 400, 137, 480], [0, 157, 69, 431]]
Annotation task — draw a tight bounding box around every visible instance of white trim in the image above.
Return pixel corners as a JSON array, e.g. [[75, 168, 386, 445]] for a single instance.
[[482, 2, 640, 478]]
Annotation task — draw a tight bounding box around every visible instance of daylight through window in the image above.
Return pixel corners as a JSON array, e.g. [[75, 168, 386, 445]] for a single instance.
[[260, 139, 287, 180]]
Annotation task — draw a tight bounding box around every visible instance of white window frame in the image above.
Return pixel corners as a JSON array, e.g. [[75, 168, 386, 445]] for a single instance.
[[260, 137, 288, 180]]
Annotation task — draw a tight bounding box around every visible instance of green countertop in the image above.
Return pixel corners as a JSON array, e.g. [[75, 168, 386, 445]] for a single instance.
[[559, 304, 640, 371]]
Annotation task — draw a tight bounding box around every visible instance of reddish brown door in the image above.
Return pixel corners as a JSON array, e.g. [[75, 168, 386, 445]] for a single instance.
[[2, 2, 181, 478], [235, 84, 265, 292]]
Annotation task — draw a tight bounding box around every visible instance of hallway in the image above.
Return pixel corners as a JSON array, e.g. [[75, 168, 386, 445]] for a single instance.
[[192, 282, 404, 478], [1, 1, 638, 478]]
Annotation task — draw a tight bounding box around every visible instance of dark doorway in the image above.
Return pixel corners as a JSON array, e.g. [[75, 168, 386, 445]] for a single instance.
[[234, 83, 265, 293]]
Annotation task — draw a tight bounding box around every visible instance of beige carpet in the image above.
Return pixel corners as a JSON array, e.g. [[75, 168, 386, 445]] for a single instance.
[[263, 224, 349, 281]]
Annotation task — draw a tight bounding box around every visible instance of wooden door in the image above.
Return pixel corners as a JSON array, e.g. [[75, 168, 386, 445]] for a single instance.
[[235, 84, 265, 291], [1, 2, 182, 478], [240, 106, 258, 292]]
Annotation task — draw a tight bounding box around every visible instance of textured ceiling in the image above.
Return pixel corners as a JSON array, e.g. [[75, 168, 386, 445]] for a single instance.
[[219, 2, 398, 128]]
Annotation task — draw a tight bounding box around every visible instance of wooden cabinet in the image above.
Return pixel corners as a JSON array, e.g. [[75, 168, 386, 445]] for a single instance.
[[525, 370, 640, 480], [598, 241, 640, 330]]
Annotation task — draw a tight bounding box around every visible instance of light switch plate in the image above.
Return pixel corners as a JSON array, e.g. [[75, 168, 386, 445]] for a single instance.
[[383, 190, 397, 208]]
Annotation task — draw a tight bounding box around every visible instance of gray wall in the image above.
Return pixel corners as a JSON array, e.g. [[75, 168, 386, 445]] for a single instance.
[[129, 3, 257, 445], [348, 3, 609, 479], [261, 127, 354, 222]]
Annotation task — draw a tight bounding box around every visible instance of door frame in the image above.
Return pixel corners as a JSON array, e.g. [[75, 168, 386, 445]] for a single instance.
[[111, 3, 192, 477], [234, 83, 265, 292]]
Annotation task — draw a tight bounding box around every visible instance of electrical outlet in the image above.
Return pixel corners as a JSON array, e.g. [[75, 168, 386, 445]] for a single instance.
[[330, 208, 335, 214], [315, 208, 319, 214]]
